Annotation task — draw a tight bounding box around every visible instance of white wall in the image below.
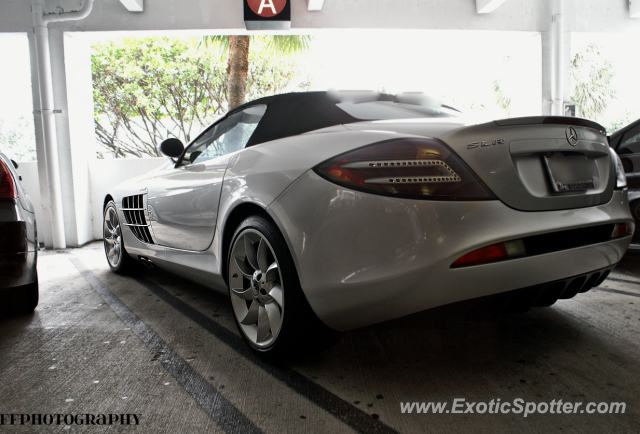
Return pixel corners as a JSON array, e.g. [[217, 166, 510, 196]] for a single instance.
[[16, 157, 168, 245]]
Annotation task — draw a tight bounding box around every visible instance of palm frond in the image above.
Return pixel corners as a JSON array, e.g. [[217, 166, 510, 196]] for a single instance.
[[197, 35, 231, 60], [492, 79, 511, 116], [265, 35, 312, 56], [197, 35, 311, 59]]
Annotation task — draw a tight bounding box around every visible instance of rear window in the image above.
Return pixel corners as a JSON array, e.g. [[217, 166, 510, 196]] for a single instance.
[[335, 101, 458, 121]]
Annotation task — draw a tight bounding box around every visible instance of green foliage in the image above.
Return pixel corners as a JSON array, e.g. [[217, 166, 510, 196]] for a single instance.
[[603, 108, 640, 133], [196, 35, 230, 60], [92, 36, 311, 158], [92, 37, 228, 158], [245, 38, 307, 101], [492, 79, 511, 117], [199, 35, 313, 109], [492, 54, 512, 117], [264, 35, 312, 56], [0, 117, 36, 161], [570, 43, 616, 121], [198, 35, 312, 60]]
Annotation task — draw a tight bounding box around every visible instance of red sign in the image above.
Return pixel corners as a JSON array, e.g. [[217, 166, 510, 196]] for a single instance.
[[246, 0, 287, 17]]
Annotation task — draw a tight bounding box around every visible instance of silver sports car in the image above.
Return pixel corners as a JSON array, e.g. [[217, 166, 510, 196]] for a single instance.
[[103, 91, 634, 357]]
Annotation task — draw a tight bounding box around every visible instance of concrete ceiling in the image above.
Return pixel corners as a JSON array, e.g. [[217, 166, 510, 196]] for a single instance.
[[1, 0, 639, 34]]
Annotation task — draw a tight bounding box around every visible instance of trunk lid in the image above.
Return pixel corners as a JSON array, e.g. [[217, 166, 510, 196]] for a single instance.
[[441, 118, 614, 211], [346, 117, 614, 211]]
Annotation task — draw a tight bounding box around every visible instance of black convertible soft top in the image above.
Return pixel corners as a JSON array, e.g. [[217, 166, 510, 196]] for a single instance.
[[226, 91, 458, 148], [232, 91, 363, 148]]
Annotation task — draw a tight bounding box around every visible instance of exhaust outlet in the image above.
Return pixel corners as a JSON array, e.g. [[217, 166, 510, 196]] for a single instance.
[[138, 256, 156, 268]]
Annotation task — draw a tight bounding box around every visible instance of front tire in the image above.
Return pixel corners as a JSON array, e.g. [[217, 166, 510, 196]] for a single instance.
[[228, 215, 340, 359], [103, 201, 141, 274]]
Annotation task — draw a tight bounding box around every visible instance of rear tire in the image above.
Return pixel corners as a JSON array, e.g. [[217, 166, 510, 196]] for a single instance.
[[227, 215, 341, 359], [103, 201, 143, 274], [0, 276, 39, 316], [21, 276, 39, 313]]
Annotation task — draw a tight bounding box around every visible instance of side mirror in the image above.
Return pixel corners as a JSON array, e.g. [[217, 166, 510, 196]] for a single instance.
[[10, 159, 18, 169], [159, 138, 184, 159]]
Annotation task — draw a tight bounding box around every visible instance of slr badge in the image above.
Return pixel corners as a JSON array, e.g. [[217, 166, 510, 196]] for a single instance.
[[467, 139, 504, 149]]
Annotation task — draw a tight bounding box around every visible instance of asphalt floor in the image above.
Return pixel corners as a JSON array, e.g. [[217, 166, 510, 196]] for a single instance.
[[1, 242, 639, 433]]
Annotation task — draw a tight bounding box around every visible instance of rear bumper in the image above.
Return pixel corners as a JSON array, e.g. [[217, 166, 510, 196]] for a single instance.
[[0, 252, 37, 291], [465, 264, 616, 318], [268, 171, 633, 331], [0, 201, 38, 291]]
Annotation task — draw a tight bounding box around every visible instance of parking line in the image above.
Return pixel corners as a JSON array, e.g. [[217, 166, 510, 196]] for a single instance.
[[68, 256, 264, 434], [605, 276, 640, 286], [593, 287, 640, 299], [131, 274, 401, 434]]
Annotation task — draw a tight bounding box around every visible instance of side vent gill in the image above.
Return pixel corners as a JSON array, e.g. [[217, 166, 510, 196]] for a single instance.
[[122, 194, 154, 244]]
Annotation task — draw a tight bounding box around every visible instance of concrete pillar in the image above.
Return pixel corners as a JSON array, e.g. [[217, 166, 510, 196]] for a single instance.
[[27, 30, 53, 248], [62, 31, 95, 246], [47, 29, 95, 247], [541, 0, 572, 116], [27, 28, 95, 248], [48, 28, 77, 246]]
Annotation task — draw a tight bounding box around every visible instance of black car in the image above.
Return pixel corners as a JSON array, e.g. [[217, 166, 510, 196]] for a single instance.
[[609, 119, 640, 246], [0, 152, 38, 314]]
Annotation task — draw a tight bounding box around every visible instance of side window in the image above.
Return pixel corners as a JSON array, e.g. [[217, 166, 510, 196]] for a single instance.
[[181, 104, 266, 165], [619, 126, 640, 155]]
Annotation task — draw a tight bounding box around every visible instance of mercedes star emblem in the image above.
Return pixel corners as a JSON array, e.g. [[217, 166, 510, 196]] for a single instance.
[[566, 126, 579, 147]]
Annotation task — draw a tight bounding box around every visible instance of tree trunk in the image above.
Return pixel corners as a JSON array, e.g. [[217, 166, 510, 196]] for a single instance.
[[227, 36, 250, 110]]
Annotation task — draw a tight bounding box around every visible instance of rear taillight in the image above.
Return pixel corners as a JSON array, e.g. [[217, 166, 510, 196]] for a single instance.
[[453, 222, 634, 269], [313, 138, 495, 200], [609, 148, 627, 189], [0, 158, 17, 199], [451, 239, 526, 268], [611, 222, 634, 239]]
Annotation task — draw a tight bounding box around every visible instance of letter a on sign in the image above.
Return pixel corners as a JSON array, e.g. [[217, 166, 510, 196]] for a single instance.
[[246, 0, 287, 18], [258, 0, 276, 14]]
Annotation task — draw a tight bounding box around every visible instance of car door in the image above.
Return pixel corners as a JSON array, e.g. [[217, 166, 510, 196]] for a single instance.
[[611, 119, 640, 244], [146, 105, 267, 251], [613, 123, 640, 192]]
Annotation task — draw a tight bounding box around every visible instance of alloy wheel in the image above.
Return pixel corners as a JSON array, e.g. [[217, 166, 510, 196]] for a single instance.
[[229, 229, 284, 348], [104, 206, 122, 268]]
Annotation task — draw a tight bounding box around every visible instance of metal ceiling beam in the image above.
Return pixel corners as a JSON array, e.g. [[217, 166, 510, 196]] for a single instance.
[[476, 0, 507, 14], [119, 0, 143, 12], [308, 0, 324, 12]]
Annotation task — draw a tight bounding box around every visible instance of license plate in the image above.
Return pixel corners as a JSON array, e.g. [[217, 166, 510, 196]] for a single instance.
[[542, 153, 595, 192]]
